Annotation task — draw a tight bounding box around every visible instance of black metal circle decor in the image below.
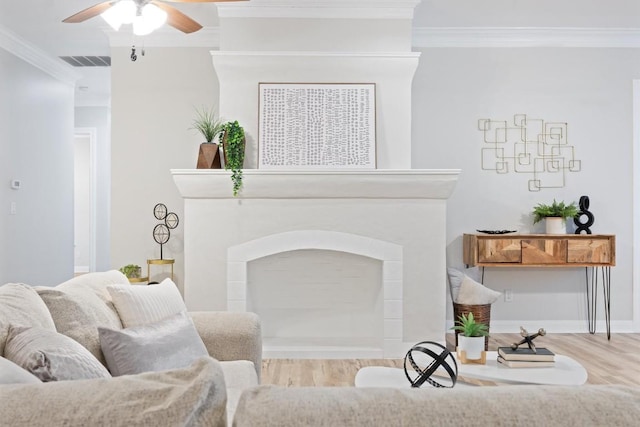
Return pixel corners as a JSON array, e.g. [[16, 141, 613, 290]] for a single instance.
[[153, 224, 170, 245], [154, 203, 168, 220], [152, 203, 179, 259], [165, 212, 179, 229], [403, 341, 458, 388], [574, 195, 595, 235]]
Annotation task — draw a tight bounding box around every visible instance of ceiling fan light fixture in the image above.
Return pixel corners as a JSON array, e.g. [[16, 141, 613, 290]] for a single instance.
[[142, 4, 168, 31], [101, 0, 137, 30]]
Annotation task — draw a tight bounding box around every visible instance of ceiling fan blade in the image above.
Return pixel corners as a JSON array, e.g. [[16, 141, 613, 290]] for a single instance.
[[62, 1, 115, 23], [152, 1, 203, 33]]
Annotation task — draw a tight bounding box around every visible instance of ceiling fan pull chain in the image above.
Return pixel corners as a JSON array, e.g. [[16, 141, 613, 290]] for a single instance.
[[130, 45, 137, 62]]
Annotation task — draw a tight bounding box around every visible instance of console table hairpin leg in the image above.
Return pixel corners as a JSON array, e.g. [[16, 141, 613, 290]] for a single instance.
[[585, 266, 612, 340]]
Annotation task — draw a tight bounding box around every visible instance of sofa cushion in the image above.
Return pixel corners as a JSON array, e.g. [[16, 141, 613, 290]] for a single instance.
[[0, 357, 228, 427], [99, 310, 208, 376], [107, 278, 186, 328], [0, 356, 41, 385], [36, 287, 123, 366], [233, 384, 640, 427], [0, 283, 56, 357], [4, 326, 111, 382]]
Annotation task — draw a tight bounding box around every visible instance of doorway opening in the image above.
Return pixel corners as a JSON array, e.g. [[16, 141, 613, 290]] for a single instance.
[[74, 127, 97, 274]]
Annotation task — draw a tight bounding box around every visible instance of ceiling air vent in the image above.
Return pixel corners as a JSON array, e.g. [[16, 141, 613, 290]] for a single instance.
[[59, 56, 111, 67]]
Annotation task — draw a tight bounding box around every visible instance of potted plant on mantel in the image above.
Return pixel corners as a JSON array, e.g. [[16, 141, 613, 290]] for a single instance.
[[452, 312, 489, 362], [532, 199, 579, 235], [191, 106, 224, 169], [220, 120, 246, 197]]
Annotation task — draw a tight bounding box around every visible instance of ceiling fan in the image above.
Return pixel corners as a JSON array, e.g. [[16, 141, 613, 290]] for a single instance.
[[62, 0, 247, 35]]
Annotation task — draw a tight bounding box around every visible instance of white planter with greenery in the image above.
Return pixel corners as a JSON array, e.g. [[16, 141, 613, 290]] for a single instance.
[[532, 199, 578, 235], [451, 312, 489, 361], [457, 335, 485, 359], [545, 217, 566, 234]]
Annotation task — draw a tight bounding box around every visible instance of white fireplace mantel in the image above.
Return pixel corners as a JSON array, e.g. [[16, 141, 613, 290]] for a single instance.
[[171, 169, 461, 199], [172, 168, 460, 358]]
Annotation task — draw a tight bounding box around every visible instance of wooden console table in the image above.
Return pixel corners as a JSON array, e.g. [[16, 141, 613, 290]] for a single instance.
[[463, 233, 616, 339]]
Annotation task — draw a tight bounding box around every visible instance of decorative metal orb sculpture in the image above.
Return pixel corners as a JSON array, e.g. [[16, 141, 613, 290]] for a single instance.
[[152, 203, 179, 259], [404, 341, 458, 388]]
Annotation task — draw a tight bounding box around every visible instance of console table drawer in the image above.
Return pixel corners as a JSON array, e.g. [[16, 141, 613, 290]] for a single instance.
[[477, 239, 521, 263], [567, 239, 614, 264], [521, 239, 567, 265]]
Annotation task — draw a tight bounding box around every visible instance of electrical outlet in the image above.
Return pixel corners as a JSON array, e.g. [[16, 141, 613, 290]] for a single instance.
[[10, 202, 16, 215], [504, 289, 513, 302]]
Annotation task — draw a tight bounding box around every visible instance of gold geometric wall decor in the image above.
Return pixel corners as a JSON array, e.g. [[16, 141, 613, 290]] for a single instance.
[[477, 114, 581, 191]]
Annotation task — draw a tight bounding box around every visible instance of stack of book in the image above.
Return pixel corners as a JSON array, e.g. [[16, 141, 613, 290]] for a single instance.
[[497, 347, 555, 368]]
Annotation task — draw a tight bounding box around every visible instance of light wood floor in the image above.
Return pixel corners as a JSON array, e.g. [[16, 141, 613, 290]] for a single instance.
[[261, 333, 640, 387]]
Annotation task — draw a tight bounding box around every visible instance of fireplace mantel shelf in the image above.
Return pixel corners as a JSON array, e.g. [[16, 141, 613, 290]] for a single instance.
[[171, 169, 461, 199]]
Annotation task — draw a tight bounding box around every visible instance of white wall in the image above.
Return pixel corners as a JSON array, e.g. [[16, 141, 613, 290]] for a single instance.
[[110, 47, 219, 290], [75, 107, 111, 271], [413, 47, 639, 330], [415, 0, 640, 27], [106, 4, 640, 331], [0, 48, 75, 285]]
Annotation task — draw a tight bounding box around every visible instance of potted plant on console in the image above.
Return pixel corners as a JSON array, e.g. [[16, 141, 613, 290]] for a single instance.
[[452, 312, 489, 363], [191, 106, 224, 169], [220, 120, 246, 197], [532, 199, 578, 234]]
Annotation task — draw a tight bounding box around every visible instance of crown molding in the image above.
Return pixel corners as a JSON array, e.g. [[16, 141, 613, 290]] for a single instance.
[[107, 26, 640, 49], [413, 27, 640, 48], [0, 25, 81, 86], [216, 0, 421, 20], [210, 51, 421, 59], [106, 27, 220, 48]]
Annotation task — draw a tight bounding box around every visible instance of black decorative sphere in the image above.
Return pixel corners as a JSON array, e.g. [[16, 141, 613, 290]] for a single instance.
[[403, 341, 458, 388]]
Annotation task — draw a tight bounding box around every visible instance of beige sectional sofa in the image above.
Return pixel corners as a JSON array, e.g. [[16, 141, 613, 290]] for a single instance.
[[0, 271, 261, 426], [3, 271, 640, 426]]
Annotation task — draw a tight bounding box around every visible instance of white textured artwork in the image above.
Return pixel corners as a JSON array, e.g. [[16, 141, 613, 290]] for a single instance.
[[478, 114, 581, 192], [258, 83, 376, 169]]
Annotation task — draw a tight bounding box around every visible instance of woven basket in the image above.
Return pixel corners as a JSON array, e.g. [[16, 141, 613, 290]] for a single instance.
[[453, 302, 491, 351]]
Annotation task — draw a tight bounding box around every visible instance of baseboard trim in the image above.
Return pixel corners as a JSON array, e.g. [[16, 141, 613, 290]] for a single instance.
[[447, 319, 635, 334]]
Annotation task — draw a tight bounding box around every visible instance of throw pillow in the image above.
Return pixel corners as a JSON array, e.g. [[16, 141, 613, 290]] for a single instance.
[[0, 283, 56, 357], [4, 326, 111, 382], [107, 278, 186, 328], [37, 287, 123, 366], [0, 356, 41, 384], [456, 275, 502, 305], [56, 270, 130, 303], [447, 267, 482, 302], [98, 310, 209, 376]]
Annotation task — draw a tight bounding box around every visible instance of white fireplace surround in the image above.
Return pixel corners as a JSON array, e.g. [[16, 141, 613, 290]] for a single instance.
[[172, 169, 460, 358]]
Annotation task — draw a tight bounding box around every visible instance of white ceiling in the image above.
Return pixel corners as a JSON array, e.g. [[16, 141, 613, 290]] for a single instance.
[[0, 0, 223, 105], [2, 0, 639, 106]]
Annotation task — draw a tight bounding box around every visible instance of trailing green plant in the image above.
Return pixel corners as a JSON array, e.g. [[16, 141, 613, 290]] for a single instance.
[[222, 120, 245, 196], [451, 312, 489, 337], [119, 264, 141, 279], [190, 106, 224, 143], [532, 199, 579, 224]]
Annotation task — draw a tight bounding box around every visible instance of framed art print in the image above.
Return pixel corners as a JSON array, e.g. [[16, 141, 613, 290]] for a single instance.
[[258, 83, 376, 169]]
